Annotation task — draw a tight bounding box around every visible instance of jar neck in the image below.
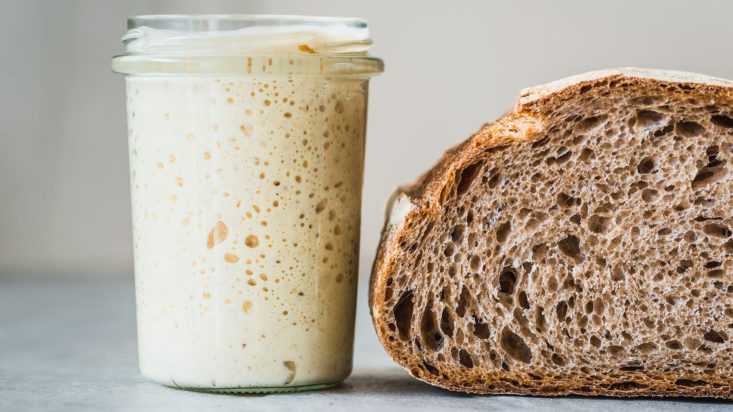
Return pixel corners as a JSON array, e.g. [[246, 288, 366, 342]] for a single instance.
[[112, 14, 383, 77]]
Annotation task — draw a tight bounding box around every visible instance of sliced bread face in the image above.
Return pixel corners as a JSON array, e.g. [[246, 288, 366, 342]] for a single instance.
[[369, 69, 733, 397]]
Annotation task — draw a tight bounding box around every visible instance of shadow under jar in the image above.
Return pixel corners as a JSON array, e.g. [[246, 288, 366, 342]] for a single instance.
[[111, 14, 383, 393]]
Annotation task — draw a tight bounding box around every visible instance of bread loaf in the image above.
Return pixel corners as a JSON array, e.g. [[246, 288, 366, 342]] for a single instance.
[[369, 68, 733, 397]]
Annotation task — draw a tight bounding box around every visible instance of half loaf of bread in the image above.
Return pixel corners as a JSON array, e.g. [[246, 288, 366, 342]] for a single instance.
[[369, 68, 733, 397]]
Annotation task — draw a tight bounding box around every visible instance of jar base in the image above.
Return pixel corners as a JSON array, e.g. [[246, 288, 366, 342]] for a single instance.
[[164, 382, 339, 394]]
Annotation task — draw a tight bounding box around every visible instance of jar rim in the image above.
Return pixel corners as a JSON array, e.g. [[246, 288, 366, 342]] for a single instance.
[[126, 14, 369, 30], [112, 14, 382, 77]]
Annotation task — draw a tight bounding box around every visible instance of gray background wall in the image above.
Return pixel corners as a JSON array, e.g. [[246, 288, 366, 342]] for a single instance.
[[2, 0, 733, 277]]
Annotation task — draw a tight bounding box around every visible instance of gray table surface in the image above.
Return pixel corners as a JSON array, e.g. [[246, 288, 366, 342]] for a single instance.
[[1, 275, 732, 411]]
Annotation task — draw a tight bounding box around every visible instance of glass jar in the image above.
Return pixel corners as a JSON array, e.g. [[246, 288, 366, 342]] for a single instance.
[[111, 15, 383, 392]]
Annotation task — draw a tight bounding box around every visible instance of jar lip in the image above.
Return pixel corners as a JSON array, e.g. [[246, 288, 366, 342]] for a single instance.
[[113, 14, 383, 77], [126, 14, 369, 29]]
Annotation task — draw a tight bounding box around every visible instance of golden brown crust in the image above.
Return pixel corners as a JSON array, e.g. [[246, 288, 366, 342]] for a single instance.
[[368, 68, 733, 397]]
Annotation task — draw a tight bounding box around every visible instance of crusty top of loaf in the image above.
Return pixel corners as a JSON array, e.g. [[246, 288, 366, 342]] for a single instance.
[[518, 68, 733, 108]]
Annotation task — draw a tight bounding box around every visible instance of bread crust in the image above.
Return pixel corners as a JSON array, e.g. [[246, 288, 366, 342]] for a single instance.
[[369, 68, 733, 397]]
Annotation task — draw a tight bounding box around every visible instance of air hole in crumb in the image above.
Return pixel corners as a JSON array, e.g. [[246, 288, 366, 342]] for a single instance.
[[675, 379, 708, 387], [498, 267, 517, 294], [708, 269, 724, 278], [683, 232, 697, 243], [496, 221, 511, 243], [532, 243, 548, 259], [666, 340, 682, 350], [487, 172, 501, 188], [531, 136, 550, 148], [641, 189, 659, 203], [500, 327, 532, 363], [706, 145, 720, 159], [577, 116, 602, 132], [724, 240, 733, 252], [585, 300, 594, 314], [635, 342, 656, 353], [636, 110, 663, 127], [654, 124, 674, 137], [472, 319, 491, 339], [711, 114, 733, 128], [554, 149, 572, 164], [579, 148, 594, 161], [677, 120, 705, 137], [422, 361, 439, 376], [703, 331, 727, 343], [451, 224, 465, 242], [469, 255, 481, 272], [456, 286, 472, 318], [692, 167, 727, 190], [637, 157, 655, 174], [458, 349, 474, 368], [420, 302, 443, 351], [558, 235, 583, 262], [588, 215, 609, 233], [518, 291, 530, 309], [551, 353, 565, 366], [467, 232, 478, 248], [557, 193, 578, 208], [608, 345, 624, 356], [556, 301, 568, 322], [393, 290, 414, 340], [606, 381, 648, 391], [456, 161, 483, 195], [703, 224, 731, 238], [440, 308, 454, 337]]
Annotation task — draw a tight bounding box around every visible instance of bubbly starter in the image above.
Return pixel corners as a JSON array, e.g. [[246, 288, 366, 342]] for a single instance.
[[127, 73, 367, 388]]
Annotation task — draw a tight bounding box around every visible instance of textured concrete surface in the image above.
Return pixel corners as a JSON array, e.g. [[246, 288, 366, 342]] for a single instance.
[[1, 275, 732, 411]]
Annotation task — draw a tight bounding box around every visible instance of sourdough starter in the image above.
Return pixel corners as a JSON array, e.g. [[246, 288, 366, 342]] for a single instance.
[[126, 63, 368, 388]]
